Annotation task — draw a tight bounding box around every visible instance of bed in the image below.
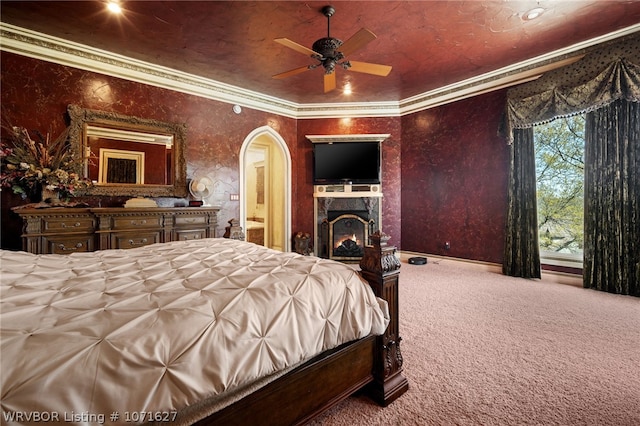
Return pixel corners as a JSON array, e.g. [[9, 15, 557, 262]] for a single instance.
[[1, 233, 407, 425]]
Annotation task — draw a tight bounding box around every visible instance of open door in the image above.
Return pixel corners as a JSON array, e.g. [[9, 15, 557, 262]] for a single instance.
[[240, 126, 291, 252]]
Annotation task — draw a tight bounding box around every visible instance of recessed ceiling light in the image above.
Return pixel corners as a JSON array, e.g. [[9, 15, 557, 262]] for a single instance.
[[106, 1, 122, 14], [523, 7, 545, 21]]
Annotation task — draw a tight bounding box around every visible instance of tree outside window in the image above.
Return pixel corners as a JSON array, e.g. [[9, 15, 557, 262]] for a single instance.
[[535, 115, 585, 255]]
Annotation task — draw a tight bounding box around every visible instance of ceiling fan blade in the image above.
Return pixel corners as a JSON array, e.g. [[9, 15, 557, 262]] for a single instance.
[[274, 38, 320, 57], [324, 72, 336, 93], [338, 28, 377, 57], [273, 66, 312, 79], [347, 60, 392, 77]]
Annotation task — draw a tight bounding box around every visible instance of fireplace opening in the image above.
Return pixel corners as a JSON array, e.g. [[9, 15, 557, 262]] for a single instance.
[[328, 214, 371, 261]]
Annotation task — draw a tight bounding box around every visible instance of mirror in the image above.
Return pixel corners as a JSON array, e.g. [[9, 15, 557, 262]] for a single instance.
[[67, 104, 187, 197]]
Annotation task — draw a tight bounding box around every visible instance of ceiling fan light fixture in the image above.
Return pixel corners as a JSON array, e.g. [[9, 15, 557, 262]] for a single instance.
[[523, 7, 545, 21]]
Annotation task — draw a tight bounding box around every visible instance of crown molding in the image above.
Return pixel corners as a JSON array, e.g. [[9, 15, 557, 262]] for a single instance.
[[398, 23, 640, 115], [2, 22, 638, 119], [0, 23, 301, 118]]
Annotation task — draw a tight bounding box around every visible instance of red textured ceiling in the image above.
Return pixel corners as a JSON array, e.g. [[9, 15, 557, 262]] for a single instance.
[[2, 1, 639, 103]]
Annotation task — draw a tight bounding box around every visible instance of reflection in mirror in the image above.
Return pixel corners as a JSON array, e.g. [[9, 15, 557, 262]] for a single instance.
[[68, 105, 187, 197], [86, 125, 171, 185], [98, 148, 144, 184]]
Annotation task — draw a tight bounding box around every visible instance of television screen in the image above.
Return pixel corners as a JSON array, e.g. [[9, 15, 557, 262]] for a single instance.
[[313, 142, 381, 184]]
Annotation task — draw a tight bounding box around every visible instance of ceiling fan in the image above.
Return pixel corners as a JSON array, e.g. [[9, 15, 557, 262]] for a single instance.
[[272, 5, 392, 93]]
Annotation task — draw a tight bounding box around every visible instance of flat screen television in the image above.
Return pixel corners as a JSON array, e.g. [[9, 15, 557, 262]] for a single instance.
[[313, 142, 381, 185]]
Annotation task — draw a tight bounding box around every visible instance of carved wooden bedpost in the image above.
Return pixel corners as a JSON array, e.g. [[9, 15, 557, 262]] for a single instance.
[[359, 231, 409, 406]]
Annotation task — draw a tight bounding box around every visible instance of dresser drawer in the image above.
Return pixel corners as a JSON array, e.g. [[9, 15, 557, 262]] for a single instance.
[[111, 215, 162, 229], [175, 215, 208, 226], [43, 235, 95, 254], [43, 216, 95, 233], [175, 229, 207, 241], [112, 232, 161, 249]]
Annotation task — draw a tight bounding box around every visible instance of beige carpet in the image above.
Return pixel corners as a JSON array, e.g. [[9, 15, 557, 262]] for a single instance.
[[309, 258, 640, 425]]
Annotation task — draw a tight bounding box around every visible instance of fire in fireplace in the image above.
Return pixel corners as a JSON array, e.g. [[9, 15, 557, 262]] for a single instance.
[[334, 233, 363, 257]]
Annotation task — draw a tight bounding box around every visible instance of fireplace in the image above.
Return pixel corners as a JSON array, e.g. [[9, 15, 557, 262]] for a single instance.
[[315, 195, 381, 261], [328, 214, 372, 261]]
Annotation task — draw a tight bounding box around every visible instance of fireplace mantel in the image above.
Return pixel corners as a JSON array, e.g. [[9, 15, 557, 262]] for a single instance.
[[306, 134, 390, 144], [314, 184, 382, 198]]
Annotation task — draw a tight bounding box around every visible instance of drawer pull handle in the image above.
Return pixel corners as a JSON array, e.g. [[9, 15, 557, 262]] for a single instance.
[[58, 242, 83, 251], [128, 238, 148, 246], [130, 220, 148, 226], [61, 222, 81, 228]]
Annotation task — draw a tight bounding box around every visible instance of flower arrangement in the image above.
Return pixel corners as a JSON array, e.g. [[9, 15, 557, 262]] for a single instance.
[[0, 125, 92, 201]]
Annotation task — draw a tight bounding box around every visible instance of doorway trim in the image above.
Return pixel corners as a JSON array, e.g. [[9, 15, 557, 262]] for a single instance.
[[239, 126, 292, 252]]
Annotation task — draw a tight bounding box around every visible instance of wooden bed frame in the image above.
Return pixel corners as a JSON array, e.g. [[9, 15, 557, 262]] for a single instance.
[[11, 213, 407, 424], [196, 229, 408, 425]]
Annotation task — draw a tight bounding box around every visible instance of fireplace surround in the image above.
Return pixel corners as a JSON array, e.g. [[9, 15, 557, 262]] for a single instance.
[[315, 193, 381, 261]]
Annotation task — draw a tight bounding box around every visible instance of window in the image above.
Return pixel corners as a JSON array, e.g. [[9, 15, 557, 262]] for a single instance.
[[534, 115, 585, 267]]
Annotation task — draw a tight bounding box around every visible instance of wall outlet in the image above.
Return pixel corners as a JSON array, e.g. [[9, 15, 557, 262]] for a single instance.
[[445, 241, 451, 250], [230, 194, 239, 201]]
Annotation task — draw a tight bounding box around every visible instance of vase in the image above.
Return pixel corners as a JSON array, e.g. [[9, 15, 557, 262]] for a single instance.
[[40, 187, 60, 204]]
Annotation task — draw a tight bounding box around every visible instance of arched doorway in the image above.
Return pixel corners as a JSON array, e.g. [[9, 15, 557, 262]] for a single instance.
[[239, 126, 291, 252]]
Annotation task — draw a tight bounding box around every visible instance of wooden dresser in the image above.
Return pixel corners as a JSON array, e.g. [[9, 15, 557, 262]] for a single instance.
[[14, 207, 219, 254]]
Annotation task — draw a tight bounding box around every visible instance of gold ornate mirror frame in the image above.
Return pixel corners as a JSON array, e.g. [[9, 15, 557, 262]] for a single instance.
[[67, 104, 188, 197]]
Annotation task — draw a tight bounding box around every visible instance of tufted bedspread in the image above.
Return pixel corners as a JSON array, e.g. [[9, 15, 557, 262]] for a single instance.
[[0, 238, 389, 425]]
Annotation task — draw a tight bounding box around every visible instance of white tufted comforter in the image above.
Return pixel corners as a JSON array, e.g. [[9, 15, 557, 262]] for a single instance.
[[0, 238, 389, 425]]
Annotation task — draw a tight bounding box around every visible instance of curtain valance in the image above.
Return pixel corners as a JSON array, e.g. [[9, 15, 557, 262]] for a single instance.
[[504, 34, 640, 143]]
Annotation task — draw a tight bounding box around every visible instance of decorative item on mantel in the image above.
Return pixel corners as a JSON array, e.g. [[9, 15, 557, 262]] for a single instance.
[[1, 124, 92, 208]]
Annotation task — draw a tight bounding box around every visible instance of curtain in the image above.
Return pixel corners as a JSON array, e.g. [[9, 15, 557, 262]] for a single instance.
[[506, 58, 640, 138], [584, 100, 640, 296], [503, 128, 541, 278], [502, 35, 640, 292]]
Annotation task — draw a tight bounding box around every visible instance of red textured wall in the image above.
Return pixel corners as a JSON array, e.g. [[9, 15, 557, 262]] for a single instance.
[[2, 51, 511, 265], [296, 118, 402, 249], [401, 91, 510, 264], [0, 52, 297, 248]]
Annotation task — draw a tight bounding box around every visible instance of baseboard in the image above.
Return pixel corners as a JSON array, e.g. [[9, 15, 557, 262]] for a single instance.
[[399, 251, 502, 273], [398, 251, 583, 287]]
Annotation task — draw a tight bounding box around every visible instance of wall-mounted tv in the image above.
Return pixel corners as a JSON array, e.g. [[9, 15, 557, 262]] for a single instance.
[[313, 142, 381, 185]]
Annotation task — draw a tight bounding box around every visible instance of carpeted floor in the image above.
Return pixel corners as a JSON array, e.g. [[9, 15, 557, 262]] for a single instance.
[[309, 258, 640, 425]]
